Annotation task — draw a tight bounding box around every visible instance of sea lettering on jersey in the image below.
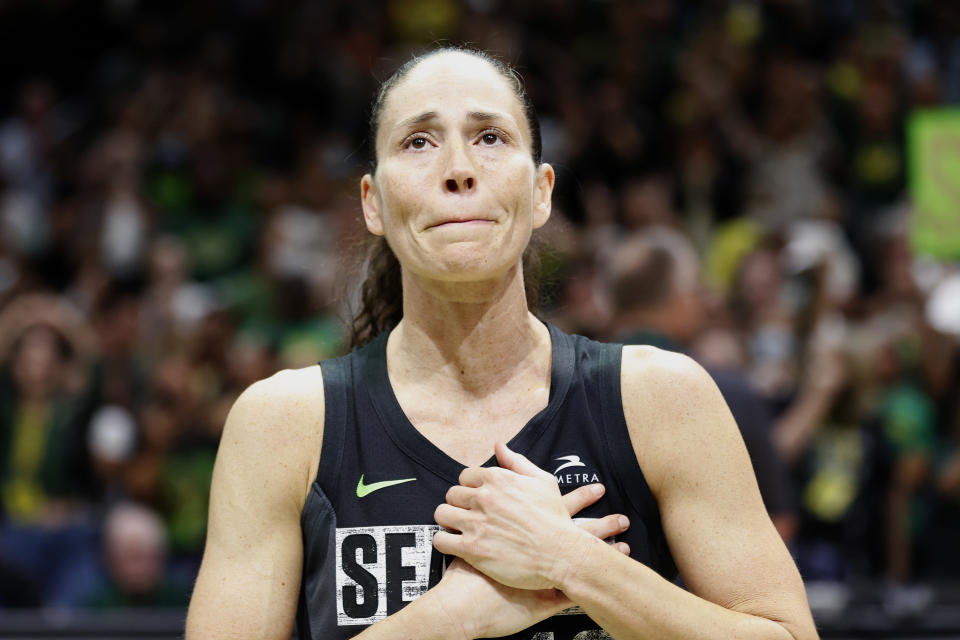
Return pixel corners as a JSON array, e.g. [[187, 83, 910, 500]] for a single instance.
[[334, 524, 613, 638], [335, 525, 443, 625]]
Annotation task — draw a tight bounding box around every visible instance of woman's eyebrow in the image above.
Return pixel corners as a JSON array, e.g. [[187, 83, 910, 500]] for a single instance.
[[394, 110, 513, 131], [468, 111, 513, 125], [396, 111, 438, 130]]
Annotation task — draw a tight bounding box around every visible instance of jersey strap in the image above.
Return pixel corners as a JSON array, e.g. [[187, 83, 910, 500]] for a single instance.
[[316, 353, 350, 501], [595, 341, 677, 578]]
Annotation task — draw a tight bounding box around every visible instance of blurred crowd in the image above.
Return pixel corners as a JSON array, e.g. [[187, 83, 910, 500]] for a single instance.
[[0, 0, 959, 612]]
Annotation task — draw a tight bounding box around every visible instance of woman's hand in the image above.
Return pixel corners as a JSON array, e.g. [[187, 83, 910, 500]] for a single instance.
[[430, 470, 630, 638], [434, 442, 630, 591], [428, 558, 567, 640]]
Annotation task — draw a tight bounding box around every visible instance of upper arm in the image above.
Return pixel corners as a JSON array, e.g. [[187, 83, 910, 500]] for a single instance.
[[186, 366, 325, 640], [621, 347, 816, 638]]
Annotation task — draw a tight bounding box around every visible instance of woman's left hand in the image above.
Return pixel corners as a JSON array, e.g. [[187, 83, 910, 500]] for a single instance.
[[433, 442, 626, 590]]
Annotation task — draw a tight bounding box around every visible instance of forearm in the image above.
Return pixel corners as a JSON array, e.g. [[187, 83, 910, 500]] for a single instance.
[[773, 390, 833, 463], [559, 535, 813, 640], [352, 590, 466, 640]]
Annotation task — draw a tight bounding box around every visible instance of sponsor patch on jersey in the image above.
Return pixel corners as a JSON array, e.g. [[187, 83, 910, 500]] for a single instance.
[[553, 454, 600, 486]]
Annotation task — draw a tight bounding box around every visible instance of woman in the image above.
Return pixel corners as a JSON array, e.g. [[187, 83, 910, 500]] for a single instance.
[[186, 47, 817, 639]]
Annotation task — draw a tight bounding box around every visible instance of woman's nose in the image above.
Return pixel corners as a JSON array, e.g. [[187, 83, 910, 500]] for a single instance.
[[445, 175, 474, 192], [442, 143, 476, 193]]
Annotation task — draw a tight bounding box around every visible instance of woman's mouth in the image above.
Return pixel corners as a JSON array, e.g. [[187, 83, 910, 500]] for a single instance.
[[426, 218, 495, 230]]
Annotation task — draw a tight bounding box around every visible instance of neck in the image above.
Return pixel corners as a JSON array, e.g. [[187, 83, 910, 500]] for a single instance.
[[388, 264, 550, 396]]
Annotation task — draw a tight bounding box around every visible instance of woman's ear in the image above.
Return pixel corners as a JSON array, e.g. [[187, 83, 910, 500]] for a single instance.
[[361, 174, 384, 236], [533, 163, 555, 229]]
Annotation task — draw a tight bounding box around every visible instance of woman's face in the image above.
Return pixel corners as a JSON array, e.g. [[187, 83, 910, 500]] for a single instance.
[[361, 52, 554, 287], [12, 325, 62, 397]]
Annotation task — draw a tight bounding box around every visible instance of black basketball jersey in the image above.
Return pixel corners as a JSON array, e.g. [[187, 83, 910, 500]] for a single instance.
[[295, 324, 676, 640]]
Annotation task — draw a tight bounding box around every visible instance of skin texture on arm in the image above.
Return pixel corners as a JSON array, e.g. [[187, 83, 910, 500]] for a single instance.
[[435, 346, 818, 639], [185, 367, 325, 640], [558, 346, 818, 639]]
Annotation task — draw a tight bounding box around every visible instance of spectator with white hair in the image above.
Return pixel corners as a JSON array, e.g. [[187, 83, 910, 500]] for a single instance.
[[88, 502, 187, 609]]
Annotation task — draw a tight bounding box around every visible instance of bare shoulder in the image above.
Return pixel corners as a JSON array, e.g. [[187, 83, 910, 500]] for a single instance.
[[228, 365, 326, 432], [188, 365, 326, 640], [619, 344, 712, 387], [219, 365, 327, 508], [618, 345, 742, 497], [618, 344, 725, 434]]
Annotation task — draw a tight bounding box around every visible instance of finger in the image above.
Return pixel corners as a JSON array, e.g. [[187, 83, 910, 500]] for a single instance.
[[575, 514, 630, 540], [494, 441, 548, 479], [433, 529, 463, 556], [458, 467, 485, 488], [614, 542, 631, 555], [445, 485, 476, 509], [434, 503, 472, 532], [561, 483, 605, 516]]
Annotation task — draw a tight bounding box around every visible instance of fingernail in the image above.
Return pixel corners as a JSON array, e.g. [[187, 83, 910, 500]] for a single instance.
[[618, 515, 629, 529], [592, 484, 604, 497]]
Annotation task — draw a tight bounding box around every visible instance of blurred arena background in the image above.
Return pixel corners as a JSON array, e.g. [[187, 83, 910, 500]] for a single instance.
[[0, 0, 959, 637]]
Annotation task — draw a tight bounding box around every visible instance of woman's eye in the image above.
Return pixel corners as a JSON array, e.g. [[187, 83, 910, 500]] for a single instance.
[[409, 137, 428, 149], [480, 132, 500, 145]]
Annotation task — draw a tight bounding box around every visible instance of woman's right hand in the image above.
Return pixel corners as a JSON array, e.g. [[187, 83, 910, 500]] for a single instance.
[[428, 483, 630, 639]]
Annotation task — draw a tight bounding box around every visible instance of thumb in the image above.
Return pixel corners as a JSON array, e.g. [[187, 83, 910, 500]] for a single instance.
[[495, 441, 546, 478]]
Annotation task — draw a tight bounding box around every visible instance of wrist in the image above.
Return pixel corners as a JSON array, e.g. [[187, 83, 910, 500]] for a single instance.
[[804, 381, 841, 403], [417, 584, 475, 640], [554, 531, 622, 601], [548, 524, 596, 591]]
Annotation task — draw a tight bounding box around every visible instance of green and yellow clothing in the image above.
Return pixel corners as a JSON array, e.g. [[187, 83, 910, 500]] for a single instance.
[[0, 373, 88, 523]]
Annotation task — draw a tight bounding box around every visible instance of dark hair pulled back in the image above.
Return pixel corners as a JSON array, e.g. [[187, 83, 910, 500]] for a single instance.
[[349, 47, 544, 349]]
